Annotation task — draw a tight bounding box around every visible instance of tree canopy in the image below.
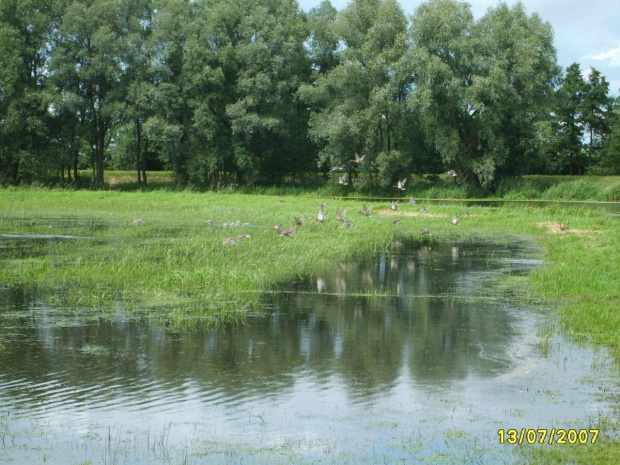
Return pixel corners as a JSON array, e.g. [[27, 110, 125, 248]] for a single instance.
[[1, 0, 618, 189]]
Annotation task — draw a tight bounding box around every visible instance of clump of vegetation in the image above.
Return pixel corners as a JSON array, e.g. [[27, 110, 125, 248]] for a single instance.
[[604, 182, 620, 201], [542, 179, 603, 200]]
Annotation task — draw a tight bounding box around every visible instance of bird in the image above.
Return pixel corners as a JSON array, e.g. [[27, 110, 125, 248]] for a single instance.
[[329, 166, 344, 172], [395, 179, 407, 191], [393, 218, 403, 224], [446, 169, 457, 178], [222, 232, 250, 246], [312, 208, 328, 222], [133, 218, 144, 225], [273, 223, 283, 232], [293, 215, 306, 226], [204, 219, 215, 225], [408, 198, 418, 206], [452, 214, 459, 226], [359, 205, 373, 217], [419, 206, 427, 212], [280, 225, 296, 238], [391, 201, 399, 211], [351, 153, 365, 164], [338, 174, 349, 185], [316, 202, 327, 210], [459, 211, 471, 216], [340, 221, 353, 228], [336, 208, 346, 222], [421, 228, 430, 235]]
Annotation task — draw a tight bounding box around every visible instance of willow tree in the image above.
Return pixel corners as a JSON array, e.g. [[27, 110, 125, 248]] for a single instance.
[[409, 0, 560, 188], [51, 0, 132, 188], [0, 0, 59, 184], [300, 0, 411, 189]]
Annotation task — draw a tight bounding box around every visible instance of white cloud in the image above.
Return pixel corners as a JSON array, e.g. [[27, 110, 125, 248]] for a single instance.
[[591, 44, 620, 67]]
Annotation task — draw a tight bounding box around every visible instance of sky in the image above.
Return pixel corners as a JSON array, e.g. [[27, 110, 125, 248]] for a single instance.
[[298, 0, 620, 95]]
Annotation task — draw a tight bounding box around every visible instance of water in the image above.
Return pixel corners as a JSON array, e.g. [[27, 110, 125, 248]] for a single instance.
[[0, 239, 615, 464]]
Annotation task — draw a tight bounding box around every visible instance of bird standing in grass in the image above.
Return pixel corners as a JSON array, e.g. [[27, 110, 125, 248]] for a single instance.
[[340, 221, 353, 228], [280, 225, 296, 238], [391, 201, 399, 211], [336, 208, 346, 222], [452, 214, 459, 226], [408, 198, 418, 206], [393, 218, 403, 224], [421, 228, 430, 235], [293, 215, 306, 226]]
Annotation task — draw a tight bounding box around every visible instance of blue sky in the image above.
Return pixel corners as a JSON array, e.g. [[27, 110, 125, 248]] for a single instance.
[[298, 0, 620, 95]]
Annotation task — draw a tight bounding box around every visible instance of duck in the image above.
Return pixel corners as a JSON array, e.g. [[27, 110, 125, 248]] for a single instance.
[[336, 208, 346, 222], [421, 228, 430, 235], [446, 169, 457, 178], [280, 225, 296, 238], [329, 166, 344, 172], [340, 221, 353, 228], [408, 198, 418, 206], [393, 218, 403, 224], [293, 215, 306, 226], [452, 214, 459, 226], [204, 219, 215, 225], [359, 205, 373, 217], [222, 232, 250, 246], [312, 208, 328, 222], [351, 153, 365, 164], [338, 174, 349, 185], [419, 206, 427, 212], [395, 179, 407, 191], [273, 223, 283, 232], [133, 218, 144, 225], [391, 201, 399, 211]]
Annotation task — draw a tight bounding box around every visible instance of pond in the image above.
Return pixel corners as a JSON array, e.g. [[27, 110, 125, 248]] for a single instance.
[[0, 237, 615, 464]]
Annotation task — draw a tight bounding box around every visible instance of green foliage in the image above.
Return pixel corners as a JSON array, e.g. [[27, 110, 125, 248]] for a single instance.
[[1, 0, 619, 192], [542, 179, 603, 200], [409, 0, 560, 189], [604, 182, 620, 201]]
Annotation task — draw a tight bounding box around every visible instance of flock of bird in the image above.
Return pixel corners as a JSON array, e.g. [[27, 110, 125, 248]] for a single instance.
[[133, 166, 468, 247]]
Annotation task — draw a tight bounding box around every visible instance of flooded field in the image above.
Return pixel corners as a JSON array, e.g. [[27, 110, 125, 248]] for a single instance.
[[0, 235, 615, 464]]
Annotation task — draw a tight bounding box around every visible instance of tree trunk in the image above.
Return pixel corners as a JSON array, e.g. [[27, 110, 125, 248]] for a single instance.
[[96, 132, 105, 188], [142, 137, 148, 186], [136, 117, 142, 185]]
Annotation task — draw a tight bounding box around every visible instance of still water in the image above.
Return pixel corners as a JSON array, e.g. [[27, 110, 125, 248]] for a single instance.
[[0, 238, 615, 464]]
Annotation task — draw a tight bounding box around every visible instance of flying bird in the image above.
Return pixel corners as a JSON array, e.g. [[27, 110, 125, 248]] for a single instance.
[[395, 179, 407, 191], [338, 174, 349, 185], [359, 205, 373, 217], [351, 153, 365, 164]]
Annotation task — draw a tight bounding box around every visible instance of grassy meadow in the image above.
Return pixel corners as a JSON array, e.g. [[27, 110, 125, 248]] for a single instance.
[[1, 186, 619, 463]]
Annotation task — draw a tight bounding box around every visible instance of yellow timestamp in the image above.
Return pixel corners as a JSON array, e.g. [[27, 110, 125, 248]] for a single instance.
[[497, 428, 599, 445]]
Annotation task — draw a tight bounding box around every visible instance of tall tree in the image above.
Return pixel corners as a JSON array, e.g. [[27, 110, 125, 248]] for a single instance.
[[582, 67, 612, 162], [51, 0, 131, 188], [409, 0, 559, 188], [300, 0, 411, 189], [552, 63, 587, 174], [0, 0, 59, 184]]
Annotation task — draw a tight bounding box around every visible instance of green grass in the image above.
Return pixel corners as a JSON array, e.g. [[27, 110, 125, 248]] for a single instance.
[[1, 187, 619, 463]]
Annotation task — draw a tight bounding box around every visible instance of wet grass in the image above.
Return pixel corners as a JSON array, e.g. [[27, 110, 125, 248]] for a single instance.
[[1, 187, 619, 463]]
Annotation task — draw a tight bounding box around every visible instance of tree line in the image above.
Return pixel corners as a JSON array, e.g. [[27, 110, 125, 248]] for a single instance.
[[1, 0, 619, 191]]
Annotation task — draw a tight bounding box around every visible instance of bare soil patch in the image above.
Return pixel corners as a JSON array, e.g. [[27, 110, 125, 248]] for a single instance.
[[537, 222, 599, 236]]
